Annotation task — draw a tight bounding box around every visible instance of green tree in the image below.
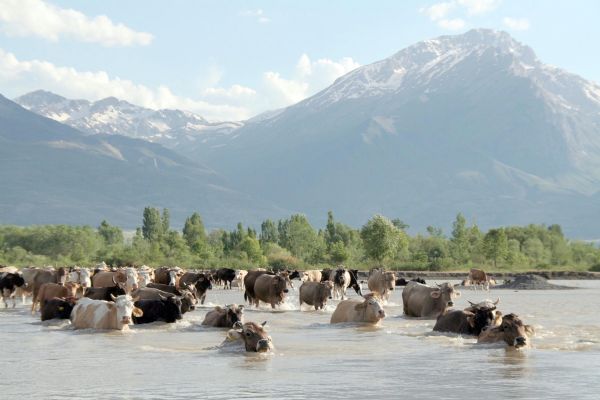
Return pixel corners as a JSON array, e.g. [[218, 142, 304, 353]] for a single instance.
[[483, 228, 508, 267], [142, 207, 163, 242], [240, 235, 265, 265], [450, 213, 469, 265], [161, 208, 170, 233], [391, 218, 409, 231], [259, 219, 279, 245], [183, 212, 207, 254], [97, 220, 124, 246], [360, 215, 407, 265], [329, 241, 349, 264], [278, 214, 323, 261]]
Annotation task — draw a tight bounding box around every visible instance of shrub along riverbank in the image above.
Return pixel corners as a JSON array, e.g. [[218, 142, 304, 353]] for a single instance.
[[1, 207, 599, 272]]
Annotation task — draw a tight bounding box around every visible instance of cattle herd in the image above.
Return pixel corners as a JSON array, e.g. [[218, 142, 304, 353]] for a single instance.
[[0, 264, 533, 353]]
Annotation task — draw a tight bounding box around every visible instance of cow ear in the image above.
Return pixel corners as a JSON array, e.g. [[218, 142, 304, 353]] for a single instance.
[[430, 290, 441, 299], [238, 305, 244, 311], [232, 321, 243, 331], [132, 307, 144, 317], [226, 329, 243, 341], [525, 325, 535, 336], [214, 305, 223, 312]]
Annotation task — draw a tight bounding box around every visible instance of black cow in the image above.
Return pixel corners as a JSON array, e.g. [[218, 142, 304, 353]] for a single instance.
[[133, 297, 183, 324], [84, 285, 126, 301], [0, 273, 26, 308], [178, 272, 212, 304], [146, 282, 185, 295], [433, 307, 500, 336], [320, 268, 331, 282], [216, 268, 236, 289], [288, 270, 301, 280], [396, 277, 426, 286], [41, 297, 76, 321], [348, 269, 363, 296]]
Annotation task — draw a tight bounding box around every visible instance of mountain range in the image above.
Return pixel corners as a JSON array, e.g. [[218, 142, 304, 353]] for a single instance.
[[8, 29, 600, 236]]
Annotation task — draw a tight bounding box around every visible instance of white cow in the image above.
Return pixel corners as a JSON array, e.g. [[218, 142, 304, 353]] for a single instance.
[[71, 295, 142, 330]]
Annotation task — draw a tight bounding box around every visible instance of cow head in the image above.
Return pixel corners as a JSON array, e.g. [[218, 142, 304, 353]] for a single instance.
[[356, 294, 386, 323], [482, 314, 534, 349], [228, 321, 273, 353], [159, 294, 183, 322], [168, 270, 178, 286], [195, 275, 212, 291], [278, 271, 294, 289], [384, 271, 396, 291], [288, 270, 300, 280], [110, 294, 143, 326], [137, 269, 152, 287], [430, 283, 460, 308], [64, 282, 80, 297], [333, 268, 347, 286], [320, 281, 334, 300], [178, 290, 196, 313], [224, 304, 244, 326], [57, 267, 67, 285], [271, 275, 289, 301]]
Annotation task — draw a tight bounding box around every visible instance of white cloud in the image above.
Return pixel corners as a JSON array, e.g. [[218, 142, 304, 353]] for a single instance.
[[0, 0, 153, 46], [438, 18, 466, 30], [503, 17, 530, 31], [0, 48, 360, 121], [0, 48, 248, 121], [241, 9, 270, 24], [420, 2, 456, 21], [263, 54, 360, 108], [457, 0, 502, 16]]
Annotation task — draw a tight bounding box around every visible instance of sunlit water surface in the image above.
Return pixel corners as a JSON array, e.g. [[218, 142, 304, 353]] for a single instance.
[[1, 280, 599, 399]]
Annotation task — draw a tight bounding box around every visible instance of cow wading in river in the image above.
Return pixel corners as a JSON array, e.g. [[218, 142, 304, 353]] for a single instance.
[[402, 282, 461, 318]]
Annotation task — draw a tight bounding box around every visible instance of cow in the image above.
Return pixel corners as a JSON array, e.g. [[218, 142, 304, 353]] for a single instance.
[[131, 287, 196, 314], [84, 278, 127, 301], [433, 301, 502, 336], [154, 267, 183, 286], [244, 270, 272, 305], [478, 313, 534, 349], [202, 304, 245, 328], [0, 266, 18, 274], [288, 270, 301, 280], [178, 272, 212, 304], [15, 267, 39, 304], [330, 268, 351, 300], [0, 273, 26, 308], [347, 269, 364, 297], [320, 268, 331, 282], [216, 268, 236, 289], [41, 297, 77, 321], [71, 295, 143, 330], [330, 294, 386, 324], [402, 281, 461, 318], [467, 268, 490, 290], [31, 282, 80, 313], [299, 281, 333, 310], [31, 267, 67, 307], [92, 270, 127, 289], [396, 277, 426, 286], [222, 321, 273, 353], [132, 296, 183, 324], [233, 270, 248, 291], [367, 269, 396, 302], [146, 282, 189, 295], [301, 270, 322, 283], [137, 266, 154, 288], [67, 268, 91, 297], [252, 274, 289, 308]]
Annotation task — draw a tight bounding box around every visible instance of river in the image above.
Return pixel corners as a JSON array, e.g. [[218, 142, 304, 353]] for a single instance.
[[1, 280, 599, 399]]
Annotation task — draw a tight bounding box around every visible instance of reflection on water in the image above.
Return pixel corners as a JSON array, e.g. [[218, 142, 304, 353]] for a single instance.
[[1, 281, 600, 399]]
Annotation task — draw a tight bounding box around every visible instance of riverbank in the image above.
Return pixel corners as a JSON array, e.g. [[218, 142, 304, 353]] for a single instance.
[[357, 270, 600, 280]]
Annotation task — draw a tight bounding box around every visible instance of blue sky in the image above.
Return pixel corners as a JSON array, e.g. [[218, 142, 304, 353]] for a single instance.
[[0, 0, 599, 121]]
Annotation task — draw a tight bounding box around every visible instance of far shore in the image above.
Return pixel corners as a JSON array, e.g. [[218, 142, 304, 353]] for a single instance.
[[357, 270, 600, 280]]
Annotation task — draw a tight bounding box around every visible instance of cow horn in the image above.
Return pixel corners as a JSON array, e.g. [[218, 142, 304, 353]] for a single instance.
[[468, 300, 476, 307], [112, 275, 117, 285], [494, 298, 500, 306], [261, 321, 267, 327]]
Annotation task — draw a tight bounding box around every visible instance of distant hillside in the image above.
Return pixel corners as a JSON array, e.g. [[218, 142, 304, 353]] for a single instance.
[[199, 29, 600, 237], [0, 94, 284, 228]]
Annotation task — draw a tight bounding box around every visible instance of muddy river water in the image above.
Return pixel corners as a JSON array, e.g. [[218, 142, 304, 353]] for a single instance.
[[1, 280, 599, 399]]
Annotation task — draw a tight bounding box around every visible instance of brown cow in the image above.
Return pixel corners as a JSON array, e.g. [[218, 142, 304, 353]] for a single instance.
[[367, 269, 396, 302], [402, 281, 461, 318], [31, 267, 67, 309], [478, 313, 534, 348], [299, 281, 333, 310], [330, 294, 386, 324], [252, 274, 289, 308], [243, 270, 270, 305], [222, 321, 273, 352], [154, 267, 183, 286], [202, 304, 244, 328], [32, 282, 79, 312]]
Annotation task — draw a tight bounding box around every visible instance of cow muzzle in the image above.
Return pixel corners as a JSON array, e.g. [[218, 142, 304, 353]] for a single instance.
[[378, 310, 386, 318], [122, 316, 132, 324], [283, 289, 289, 293], [447, 301, 454, 307], [514, 336, 527, 348], [256, 339, 272, 353]]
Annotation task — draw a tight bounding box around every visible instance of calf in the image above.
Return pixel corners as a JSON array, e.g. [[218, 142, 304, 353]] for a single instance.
[[202, 304, 244, 328], [0, 273, 26, 308], [299, 281, 333, 310], [367, 269, 396, 302], [41, 297, 77, 321], [133, 296, 183, 324], [222, 321, 273, 353]]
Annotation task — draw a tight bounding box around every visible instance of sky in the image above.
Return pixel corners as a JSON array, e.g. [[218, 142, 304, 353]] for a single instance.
[[0, 0, 599, 121]]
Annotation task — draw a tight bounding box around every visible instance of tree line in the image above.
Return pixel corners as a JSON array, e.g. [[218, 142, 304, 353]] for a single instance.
[[1, 208, 599, 272]]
